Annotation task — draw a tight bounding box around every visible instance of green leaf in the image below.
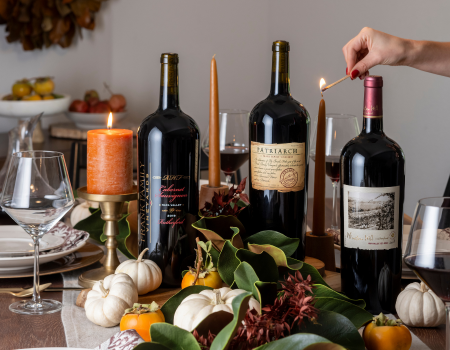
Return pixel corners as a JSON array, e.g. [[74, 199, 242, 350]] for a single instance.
[[160, 286, 212, 324], [134, 342, 171, 350], [181, 270, 188, 278], [248, 244, 291, 267], [193, 311, 234, 338], [74, 208, 103, 243], [210, 246, 220, 268], [295, 261, 330, 289], [302, 310, 365, 350], [192, 216, 245, 251], [150, 323, 201, 350], [254, 333, 335, 350], [116, 213, 134, 259], [313, 297, 372, 329], [254, 281, 277, 309], [244, 230, 299, 257], [304, 344, 347, 350], [210, 292, 252, 350], [218, 240, 240, 286], [235, 249, 279, 283], [312, 285, 366, 308]]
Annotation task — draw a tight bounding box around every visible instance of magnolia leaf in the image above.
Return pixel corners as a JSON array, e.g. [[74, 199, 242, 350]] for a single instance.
[[235, 249, 279, 283], [218, 240, 240, 286], [244, 231, 299, 257], [99, 213, 134, 259], [181, 270, 188, 278], [304, 344, 346, 350], [248, 244, 288, 267], [74, 208, 103, 243], [150, 323, 201, 350], [254, 333, 335, 350], [312, 285, 366, 308], [302, 310, 365, 350], [254, 281, 277, 309], [134, 343, 171, 350], [210, 292, 252, 350], [160, 286, 212, 324], [192, 216, 244, 251], [313, 297, 372, 329], [193, 311, 233, 338], [234, 262, 259, 296]]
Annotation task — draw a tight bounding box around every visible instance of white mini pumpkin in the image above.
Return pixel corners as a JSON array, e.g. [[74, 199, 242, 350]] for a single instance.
[[115, 248, 162, 295], [70, 200, 99, 226], [396, 282, 445, 327], [173, 287, 260, 331], [85, 273, 138, 327]]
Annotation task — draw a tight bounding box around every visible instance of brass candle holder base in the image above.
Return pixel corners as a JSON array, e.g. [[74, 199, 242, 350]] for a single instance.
[[305, 231, 336, 272], [76, 186, 138, 288], [199, 183, 229, 209]]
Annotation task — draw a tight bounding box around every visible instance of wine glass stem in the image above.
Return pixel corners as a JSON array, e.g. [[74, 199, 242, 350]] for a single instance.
[[225, 174, 232, 187], [447, 302, 450, 350], [32, 237, 41, 305], [331, 181, 339, 231]]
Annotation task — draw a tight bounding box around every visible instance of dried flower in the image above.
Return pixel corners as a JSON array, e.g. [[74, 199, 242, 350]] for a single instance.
[[193, 330, 216, 350], [200, 177, 250, 217]]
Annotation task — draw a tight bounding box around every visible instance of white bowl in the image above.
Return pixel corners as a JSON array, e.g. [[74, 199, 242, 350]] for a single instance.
[[65, 111, 128, 129], [0, 94, 71, 118]]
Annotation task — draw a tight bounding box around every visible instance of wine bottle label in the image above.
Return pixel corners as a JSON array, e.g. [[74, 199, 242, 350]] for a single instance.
[[343, 184, 400, 250], [250, 141, 305, 192]]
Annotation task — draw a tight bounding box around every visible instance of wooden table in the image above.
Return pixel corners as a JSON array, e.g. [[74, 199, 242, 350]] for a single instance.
[[0, 199, 444, 349]]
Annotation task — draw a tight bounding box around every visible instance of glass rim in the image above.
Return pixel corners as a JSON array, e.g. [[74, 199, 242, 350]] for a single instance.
[[219, 109, 249, 115], [325, 113, 357, 119], [12, 151, 64, 159], [417, 196, 450, 208]]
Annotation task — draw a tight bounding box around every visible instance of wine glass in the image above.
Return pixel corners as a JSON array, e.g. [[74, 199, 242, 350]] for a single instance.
[[310, 113, 360, 231], [404, 197, 450, 349], [0, 151, 75, 315], [202, 109, 249, 186]]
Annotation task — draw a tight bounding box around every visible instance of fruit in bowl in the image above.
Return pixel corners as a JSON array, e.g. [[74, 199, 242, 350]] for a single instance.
[[69, 86, 127, 114], [3, 77, 63, 101]]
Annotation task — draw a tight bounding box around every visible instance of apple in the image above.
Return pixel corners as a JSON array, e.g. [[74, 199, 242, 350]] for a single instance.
[[84, 90, 99, 102], [109, 94, 126, 112], [69, 100, 88, 113]]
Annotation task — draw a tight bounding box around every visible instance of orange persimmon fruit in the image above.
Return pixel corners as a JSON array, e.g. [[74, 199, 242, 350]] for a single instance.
[[363, 313, 412, 350], [119, 302, 165, 341], [181, 270, 223, 289]]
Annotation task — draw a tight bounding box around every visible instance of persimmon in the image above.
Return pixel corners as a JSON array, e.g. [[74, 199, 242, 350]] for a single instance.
[[12, 80, 31, 97], [181, 270, 222, 289], [120, 302, 165, 341], [34, 77, 54, 96], [363, 313, 412, 350]]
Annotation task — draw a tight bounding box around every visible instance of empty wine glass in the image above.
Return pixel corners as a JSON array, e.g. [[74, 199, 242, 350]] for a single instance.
[[201, 109, 249, 186], [310, 113, 360, 231], [404, 197, 450, 349], [0, 151, 75, 315]]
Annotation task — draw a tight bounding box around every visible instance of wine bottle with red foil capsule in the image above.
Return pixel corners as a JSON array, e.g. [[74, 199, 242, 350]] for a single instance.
[[137, 53, 200, 286], [340, 76, 405, 313]]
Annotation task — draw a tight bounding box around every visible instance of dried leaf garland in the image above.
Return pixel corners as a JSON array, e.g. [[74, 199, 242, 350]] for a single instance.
[[0, 0, 107, 50]]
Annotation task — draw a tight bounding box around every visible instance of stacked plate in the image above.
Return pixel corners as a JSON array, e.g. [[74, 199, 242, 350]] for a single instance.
[[0, 226, 86, 272]]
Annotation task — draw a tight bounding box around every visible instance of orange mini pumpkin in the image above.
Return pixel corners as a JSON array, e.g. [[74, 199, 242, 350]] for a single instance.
[[120, 302, 165, 341]]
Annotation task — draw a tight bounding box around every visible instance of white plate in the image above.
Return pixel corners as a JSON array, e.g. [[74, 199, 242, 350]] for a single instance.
[[0, 226, 65, 255], [65, 111, 128, 129], [0, 94, 71, 118], [0, 240, 85, 271]]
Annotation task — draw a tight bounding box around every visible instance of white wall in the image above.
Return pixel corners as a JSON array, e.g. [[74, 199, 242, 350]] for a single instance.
[[1, 0, 449, 216]]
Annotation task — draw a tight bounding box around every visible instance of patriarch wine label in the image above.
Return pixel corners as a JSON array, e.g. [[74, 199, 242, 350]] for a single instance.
[[343, 184, 400, 250], [250, 141, 305, 192]]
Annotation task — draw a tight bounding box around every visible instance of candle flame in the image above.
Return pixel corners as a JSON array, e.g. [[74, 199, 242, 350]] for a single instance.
[[320, 78, 326, 90], [107, 112, 113, 129]]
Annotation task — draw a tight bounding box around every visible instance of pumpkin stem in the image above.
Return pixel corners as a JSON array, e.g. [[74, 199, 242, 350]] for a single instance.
[[212, 289, 223, 305], [191, 237, 203, 286], [137, 248, 149, 262], [99, 281, 109, 298], [420, 282, 427, 293]]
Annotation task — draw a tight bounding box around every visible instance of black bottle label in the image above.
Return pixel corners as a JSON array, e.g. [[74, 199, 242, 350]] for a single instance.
[[250, 141, 305, 192], [343, 184, 400, 250]]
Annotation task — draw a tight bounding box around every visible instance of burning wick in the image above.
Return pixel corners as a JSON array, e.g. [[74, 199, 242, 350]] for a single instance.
[[107, 112, 113, 130], [319, 78, 326, 98]]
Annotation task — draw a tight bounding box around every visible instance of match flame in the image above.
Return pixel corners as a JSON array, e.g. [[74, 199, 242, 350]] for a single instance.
[[107, 112, 113, 129], [320, 78, 326, 91]]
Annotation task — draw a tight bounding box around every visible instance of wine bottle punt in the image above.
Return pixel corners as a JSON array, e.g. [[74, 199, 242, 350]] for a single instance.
[[340, 75, 405, 314], [248, 40, 310, 260], [137, 53, 200, 286]]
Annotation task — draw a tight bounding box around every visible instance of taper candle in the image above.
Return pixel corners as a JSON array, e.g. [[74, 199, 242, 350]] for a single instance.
[[312, 79, 327, 236], [209, 55, 221, 187], [87, 113, 133, 195]]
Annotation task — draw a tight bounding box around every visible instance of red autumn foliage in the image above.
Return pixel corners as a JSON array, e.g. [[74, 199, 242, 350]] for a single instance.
[[192, 330, 216, 349], [200, 177, 250, 217]]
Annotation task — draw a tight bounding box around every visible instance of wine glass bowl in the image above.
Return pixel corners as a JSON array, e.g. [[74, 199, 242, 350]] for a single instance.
[[0, 151, 75, 315], [310, 113, 360, 230], [202, 109, 249, 185], [404, 197, 450, 348]]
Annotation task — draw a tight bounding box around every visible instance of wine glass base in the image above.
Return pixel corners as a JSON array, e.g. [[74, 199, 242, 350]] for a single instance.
[[9, 299, 62, 315]]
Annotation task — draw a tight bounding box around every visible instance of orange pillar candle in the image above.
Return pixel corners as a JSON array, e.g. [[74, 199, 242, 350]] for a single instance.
[[312, 79, 327, 236], [87, 114, 133, 195], [209, 54, 221, 188]]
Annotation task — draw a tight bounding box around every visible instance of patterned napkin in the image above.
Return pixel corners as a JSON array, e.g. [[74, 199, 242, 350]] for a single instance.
[[93, 330, 144, 350], [40, 221, 89, 255]]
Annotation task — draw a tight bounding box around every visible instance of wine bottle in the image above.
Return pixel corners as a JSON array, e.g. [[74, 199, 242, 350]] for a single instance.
[[340, 76, 405, 313], [248, 41, 310, 260], [137, 53, 200, 286]]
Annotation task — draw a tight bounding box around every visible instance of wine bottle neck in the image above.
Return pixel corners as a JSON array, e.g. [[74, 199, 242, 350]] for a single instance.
[[158, 55, 179, 110], [362, 83, 383, 133], [270, 51, 290, 96]]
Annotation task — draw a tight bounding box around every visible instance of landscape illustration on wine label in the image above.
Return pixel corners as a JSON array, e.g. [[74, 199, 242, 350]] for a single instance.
[[343, 185, 400, 250]]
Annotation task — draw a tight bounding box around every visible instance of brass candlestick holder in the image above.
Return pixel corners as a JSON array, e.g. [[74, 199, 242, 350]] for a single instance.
[[77, 185, 138, 288]]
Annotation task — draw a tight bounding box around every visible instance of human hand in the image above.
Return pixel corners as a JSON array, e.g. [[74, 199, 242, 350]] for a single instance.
[[343, 27, 411, 80]]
